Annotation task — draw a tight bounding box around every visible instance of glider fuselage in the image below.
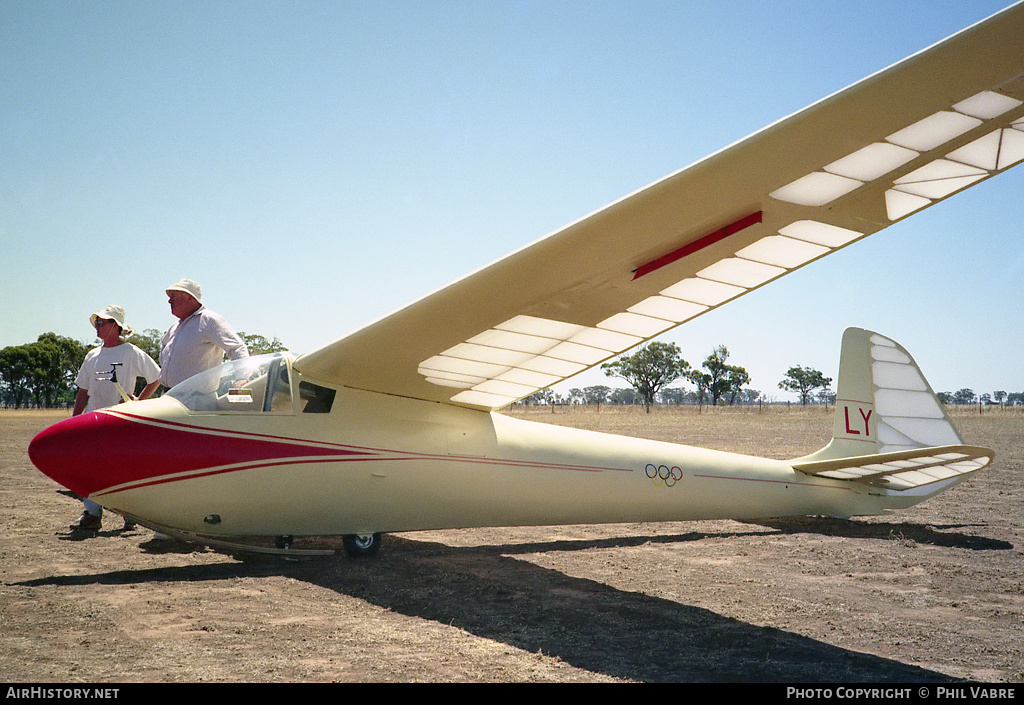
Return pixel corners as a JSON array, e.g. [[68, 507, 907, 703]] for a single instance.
[[28, 355, 921, 540]]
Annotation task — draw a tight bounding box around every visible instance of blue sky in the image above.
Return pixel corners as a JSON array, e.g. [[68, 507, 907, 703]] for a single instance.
[[2, 0, 1021, 401]]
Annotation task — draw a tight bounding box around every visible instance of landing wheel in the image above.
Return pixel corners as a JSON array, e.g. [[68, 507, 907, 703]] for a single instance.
[[343, 533, 381, 558], [275, 535, 294, 550]]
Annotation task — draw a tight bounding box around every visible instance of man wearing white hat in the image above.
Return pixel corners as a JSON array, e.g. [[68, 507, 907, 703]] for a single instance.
[[69, 305, 161, 531], [159, 278, 249, 388]]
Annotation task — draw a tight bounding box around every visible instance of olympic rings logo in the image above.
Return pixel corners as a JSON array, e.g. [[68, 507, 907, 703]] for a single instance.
[[645, 463, 683, 487]]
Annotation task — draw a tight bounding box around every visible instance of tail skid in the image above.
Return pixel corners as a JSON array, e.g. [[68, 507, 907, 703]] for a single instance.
[[793, 328, 993, 493]]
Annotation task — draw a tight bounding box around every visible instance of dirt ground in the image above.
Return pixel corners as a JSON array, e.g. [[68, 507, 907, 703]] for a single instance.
[[1, 405, 1022, 683]]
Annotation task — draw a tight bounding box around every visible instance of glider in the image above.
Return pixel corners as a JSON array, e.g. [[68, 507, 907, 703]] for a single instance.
[[29, 3, 1024, 556]]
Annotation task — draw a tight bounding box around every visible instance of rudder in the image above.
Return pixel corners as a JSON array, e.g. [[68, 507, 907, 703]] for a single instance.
[[802, 327, 964, 462], [792, 328, 991, 495]]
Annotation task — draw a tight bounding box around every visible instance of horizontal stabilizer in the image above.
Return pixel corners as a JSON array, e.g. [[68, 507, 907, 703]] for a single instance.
[[793, 445, 992, 491]]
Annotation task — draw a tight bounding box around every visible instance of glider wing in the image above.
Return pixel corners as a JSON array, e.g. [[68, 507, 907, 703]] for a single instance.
[[295, 3, 1024, 410]]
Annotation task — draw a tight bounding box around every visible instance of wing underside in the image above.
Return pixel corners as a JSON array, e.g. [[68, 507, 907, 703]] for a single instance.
[[294, 3, 1024, 410]]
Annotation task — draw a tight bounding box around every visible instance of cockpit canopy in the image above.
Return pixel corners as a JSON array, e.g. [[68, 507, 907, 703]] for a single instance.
[[165, 353, 335, 414]]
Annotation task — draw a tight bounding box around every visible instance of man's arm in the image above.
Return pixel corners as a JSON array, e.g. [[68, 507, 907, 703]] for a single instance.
[[135, 380, 161, 401], [205, 311, 249, 360], [73, 388, 89, 416]]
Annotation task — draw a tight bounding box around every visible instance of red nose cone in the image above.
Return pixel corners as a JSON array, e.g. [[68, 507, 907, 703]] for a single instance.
[[29, 408, 377, 503], [29, 413, 107, 498]]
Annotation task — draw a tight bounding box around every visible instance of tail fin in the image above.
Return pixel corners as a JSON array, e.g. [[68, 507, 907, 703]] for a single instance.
[[793, 328, 992, 492], [829, 327, 963, 456]]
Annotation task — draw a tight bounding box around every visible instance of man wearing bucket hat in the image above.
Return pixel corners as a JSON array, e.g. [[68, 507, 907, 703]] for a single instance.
[[159, 278, 248, 388], [69, 305, 161, 531]]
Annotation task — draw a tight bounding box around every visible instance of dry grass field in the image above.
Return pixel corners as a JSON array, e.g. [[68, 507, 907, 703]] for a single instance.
[[1, 405, 1022, 683]]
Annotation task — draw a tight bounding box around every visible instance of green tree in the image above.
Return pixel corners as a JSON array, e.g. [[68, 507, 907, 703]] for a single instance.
[[779, 365, 833, 405], [127, 328, 165, 395], [134, 329, 287, 360], [689, 369, 712, 407], [520, 389, 555, 405], [0, 344, 33, 408], [690, 345, 750, 406], [1, 335, 89, 408], [658, 387, 691, 405], [25, 338, 59, 407], [741, 389, 762, 405], [131, 328, 163, 364], [582, 385, 611, 408], [608, 387, 639, 405], [35, 333, 89, 406], [952, 388, 976, 405], [239, 332, 288, 355], [601, 342, 691, 413]]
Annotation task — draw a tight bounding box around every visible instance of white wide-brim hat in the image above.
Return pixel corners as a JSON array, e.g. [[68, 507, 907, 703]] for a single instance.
[[165, 278, 202, 303], [90, 305, 134, 338]]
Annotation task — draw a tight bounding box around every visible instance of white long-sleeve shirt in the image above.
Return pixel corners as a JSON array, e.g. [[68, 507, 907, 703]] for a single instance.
[[159, 305, 248, 387]]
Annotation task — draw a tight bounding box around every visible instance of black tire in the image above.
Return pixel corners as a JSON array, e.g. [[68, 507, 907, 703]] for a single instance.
[[342, 532, 381, 558]]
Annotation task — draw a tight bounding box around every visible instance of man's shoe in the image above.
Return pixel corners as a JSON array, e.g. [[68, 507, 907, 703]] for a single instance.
[[70, 512, 101, 531]]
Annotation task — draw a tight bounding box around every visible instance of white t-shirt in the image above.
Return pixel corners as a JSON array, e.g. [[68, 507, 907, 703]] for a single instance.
[[76, 343, 161, 412]]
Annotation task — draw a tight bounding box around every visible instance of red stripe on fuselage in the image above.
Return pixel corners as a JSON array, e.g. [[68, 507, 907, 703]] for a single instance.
[[29, 411, 374, 498]]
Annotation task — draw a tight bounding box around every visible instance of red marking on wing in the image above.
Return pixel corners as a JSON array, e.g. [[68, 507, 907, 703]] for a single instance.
[[632, 211, 763, 280]]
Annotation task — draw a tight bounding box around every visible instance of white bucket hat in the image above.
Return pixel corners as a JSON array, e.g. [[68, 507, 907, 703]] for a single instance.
[[166, 278, 202, 303], [90, 305, 134, 339]]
